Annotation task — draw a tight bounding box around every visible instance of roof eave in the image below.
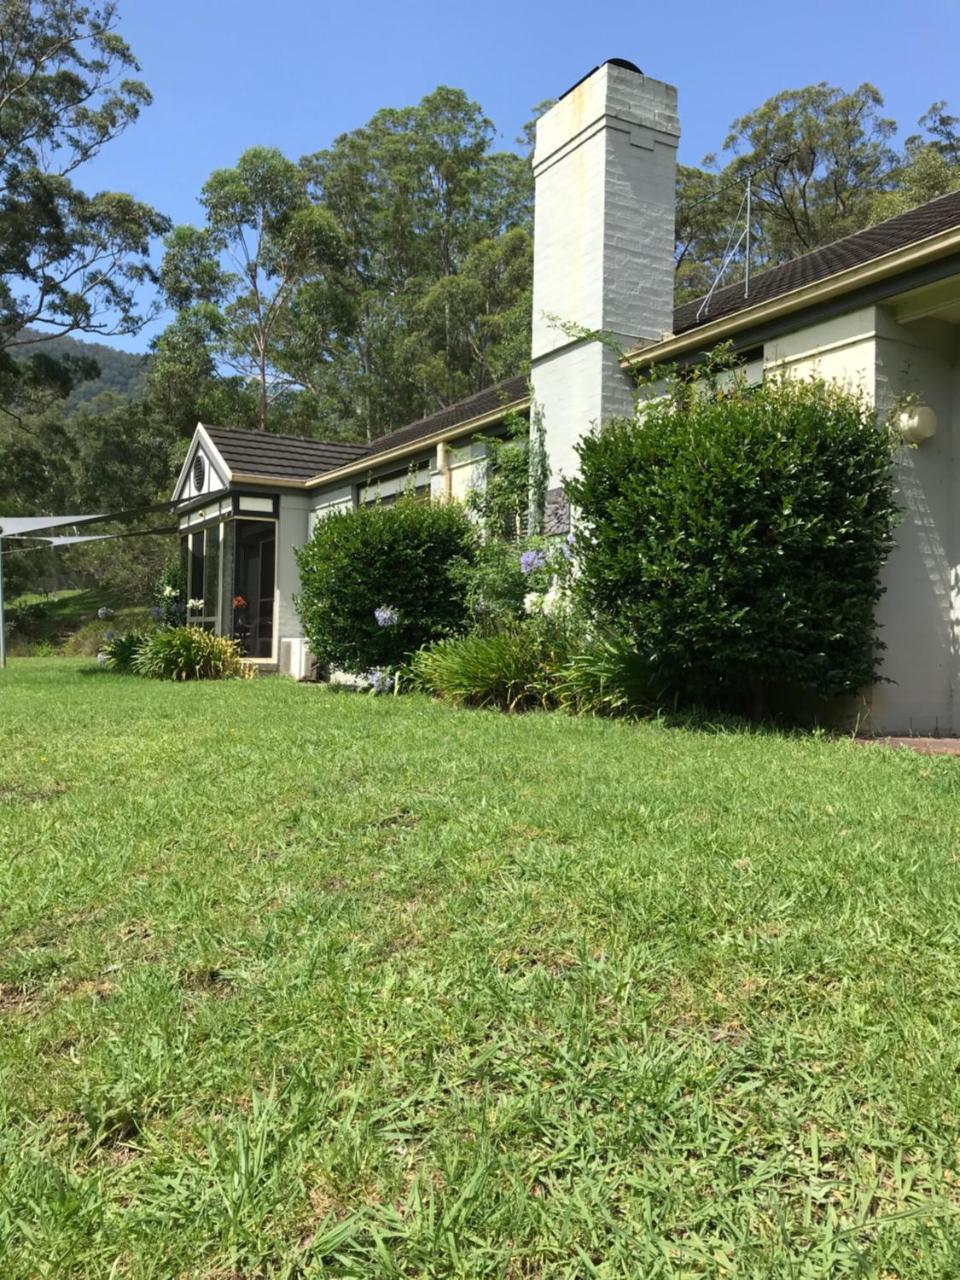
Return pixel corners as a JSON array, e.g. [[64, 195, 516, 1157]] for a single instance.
[[623, 223, 960, 370]]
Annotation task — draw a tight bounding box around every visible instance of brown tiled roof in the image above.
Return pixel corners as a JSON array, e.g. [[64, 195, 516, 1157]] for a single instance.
[[202, 425, 370, 481], [363, 375, 529, 459], [674, 188, 960, 336], [200, 375, 530, 486]]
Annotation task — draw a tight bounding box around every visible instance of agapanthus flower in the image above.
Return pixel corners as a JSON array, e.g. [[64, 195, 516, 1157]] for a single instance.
[[186, 598, 205, 612], [520, 549, 547, 575], [97, 606, 114, 620], [96, 651, 108, 667], [150, 606, 162, 621], [162, 585, 178, 599], [523, 591, 544, 615], [366, 668, 395, 694], [374, 604, 400, 628]]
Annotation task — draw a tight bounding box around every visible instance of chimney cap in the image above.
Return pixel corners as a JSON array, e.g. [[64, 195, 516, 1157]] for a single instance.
[[557, 58, 643, 102]]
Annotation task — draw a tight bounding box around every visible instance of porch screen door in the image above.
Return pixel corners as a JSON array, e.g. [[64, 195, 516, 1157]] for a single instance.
[[234, 520, 276, 658]]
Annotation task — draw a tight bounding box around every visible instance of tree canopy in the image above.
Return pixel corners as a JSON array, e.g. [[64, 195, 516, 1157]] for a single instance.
[[0, 0, 169, 406]]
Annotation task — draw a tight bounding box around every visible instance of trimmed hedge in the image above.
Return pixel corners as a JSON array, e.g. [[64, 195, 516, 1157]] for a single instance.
[[295, 498, 475, 673], [565, 372, 900, 703]]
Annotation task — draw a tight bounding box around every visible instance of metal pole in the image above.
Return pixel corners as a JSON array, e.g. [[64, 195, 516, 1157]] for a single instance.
[[0, 535, 6, 669], [744, 177, 751, 300]]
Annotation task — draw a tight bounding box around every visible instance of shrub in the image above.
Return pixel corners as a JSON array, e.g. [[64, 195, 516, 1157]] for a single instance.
[[295, 497, 475, 673], [132, 627, 243, 681], [565, 367, 901, 706], [7, 599, 51, 639], [62, 620, 114, 656], [103, 631, 147, 673], [553, 636, 665, 717], [410, 626, 547, 711]]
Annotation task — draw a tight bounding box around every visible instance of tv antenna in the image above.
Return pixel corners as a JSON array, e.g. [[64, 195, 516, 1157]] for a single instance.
[[696, 176, 752, 322], [691, 152, 795, 322]]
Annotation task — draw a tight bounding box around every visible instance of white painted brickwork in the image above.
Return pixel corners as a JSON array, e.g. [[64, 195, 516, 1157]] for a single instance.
[[530, 62, 679, 489]]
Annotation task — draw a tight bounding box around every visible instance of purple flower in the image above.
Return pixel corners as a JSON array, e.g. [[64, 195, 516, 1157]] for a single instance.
[[374, 604, 400, 628], [104, 630, 115, 641], [150, 606, 162, 621], [366, 668, 395, 694], [520, 549, 547, 575]]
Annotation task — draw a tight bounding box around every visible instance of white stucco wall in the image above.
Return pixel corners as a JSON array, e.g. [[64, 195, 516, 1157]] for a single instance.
[[870, 313, 960, 733], [276, 492, 311, 644]]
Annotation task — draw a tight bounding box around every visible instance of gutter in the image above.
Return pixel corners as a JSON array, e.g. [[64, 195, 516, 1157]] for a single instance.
[[622, 223, 960, 370]]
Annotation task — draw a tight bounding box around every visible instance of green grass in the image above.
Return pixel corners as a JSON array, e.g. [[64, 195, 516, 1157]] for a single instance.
[[3, 660, 960, 1277]]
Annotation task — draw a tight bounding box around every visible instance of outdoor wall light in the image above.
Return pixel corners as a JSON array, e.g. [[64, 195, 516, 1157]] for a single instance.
[[897, 404, 938, 444]]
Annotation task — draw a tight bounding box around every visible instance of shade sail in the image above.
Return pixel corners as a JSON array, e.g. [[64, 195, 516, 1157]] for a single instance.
[[0, 514, 106, 535]]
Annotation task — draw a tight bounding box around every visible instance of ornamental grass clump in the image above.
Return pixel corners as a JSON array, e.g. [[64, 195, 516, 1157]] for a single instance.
[[102, 630, 148, 673], [565, 362, 901, 709], [132, 627, 244, 681], [410, 626, 550, 712], [295, 497, 475, 673]]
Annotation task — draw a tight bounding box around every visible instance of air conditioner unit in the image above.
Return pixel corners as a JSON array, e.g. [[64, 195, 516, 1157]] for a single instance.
[[279, 638, 315, 681]]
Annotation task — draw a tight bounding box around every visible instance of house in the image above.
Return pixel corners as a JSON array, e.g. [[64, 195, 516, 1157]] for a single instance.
[[172, 59, 960, 734]]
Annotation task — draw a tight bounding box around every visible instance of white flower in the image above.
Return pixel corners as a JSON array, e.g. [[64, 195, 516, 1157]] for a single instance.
[[162, 585, 177, 598], [186, 598, 205, 611], [541, 582, 569, 616], [523, 591, 544, 615], [96, 651, 108, 667]]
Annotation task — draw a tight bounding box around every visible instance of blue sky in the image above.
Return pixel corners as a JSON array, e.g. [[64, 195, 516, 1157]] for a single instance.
[[82, 0, 960, 351]]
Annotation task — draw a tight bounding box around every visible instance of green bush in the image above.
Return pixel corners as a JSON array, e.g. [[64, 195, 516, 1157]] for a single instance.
[[565, 368, 901, 705], [410, 626, 548, 711], [103, 631, 147, 673], [295, 497, 475, 673], [553, 635, 665, 717], [412, 622, 663, 718], [62, 620, 114, 657], [7, 599, 51, 639], [132, 627, 243, 681]]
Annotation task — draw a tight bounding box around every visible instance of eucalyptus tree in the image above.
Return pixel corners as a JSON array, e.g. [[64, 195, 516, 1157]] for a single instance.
[[158, 147, 342, 431], [297, 86, 534, 438], [0, 0, 169, 406]]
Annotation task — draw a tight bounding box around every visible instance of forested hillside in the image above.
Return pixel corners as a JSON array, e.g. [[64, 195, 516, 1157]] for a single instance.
[[12, 331, 148, 411]]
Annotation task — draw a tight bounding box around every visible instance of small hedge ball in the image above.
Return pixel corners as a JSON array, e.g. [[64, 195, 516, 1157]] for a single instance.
[[295, 497, 475, 673]]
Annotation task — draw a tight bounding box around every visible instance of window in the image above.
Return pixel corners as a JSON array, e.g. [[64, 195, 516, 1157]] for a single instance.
[[232, 520, 275, 659], [182, 528, 219, 631]]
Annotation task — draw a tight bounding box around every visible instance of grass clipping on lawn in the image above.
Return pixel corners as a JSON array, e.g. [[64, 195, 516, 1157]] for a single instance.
[[2, 660, 960, 1276]]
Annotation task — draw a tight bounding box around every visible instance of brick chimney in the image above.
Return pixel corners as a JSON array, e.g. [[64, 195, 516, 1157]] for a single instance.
[[530, 60, 680, 515]]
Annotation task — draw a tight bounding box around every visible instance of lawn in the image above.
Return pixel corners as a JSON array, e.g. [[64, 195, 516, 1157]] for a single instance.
[[3, 661, 960, 1277]]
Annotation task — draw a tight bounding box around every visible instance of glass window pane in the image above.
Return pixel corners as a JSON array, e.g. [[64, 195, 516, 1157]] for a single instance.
[[190, 530, 205, 601], [204, 526, 220, 621]]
